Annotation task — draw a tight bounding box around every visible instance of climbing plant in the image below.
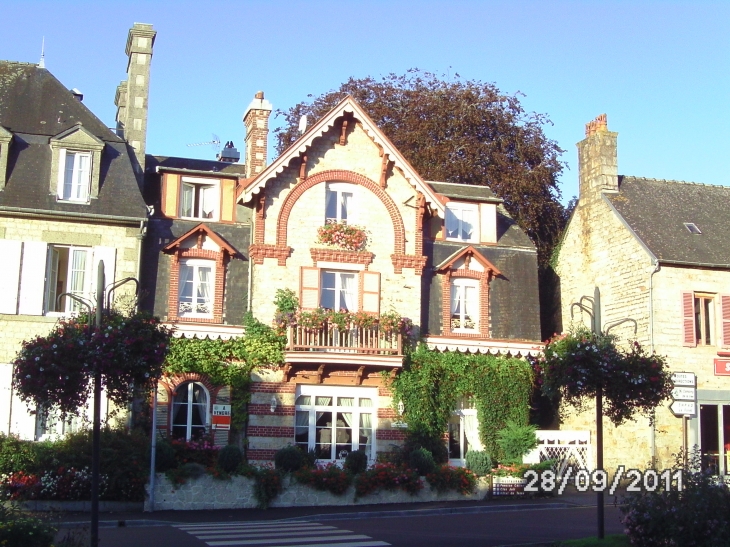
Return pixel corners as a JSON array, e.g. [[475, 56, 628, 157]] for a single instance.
[[388, 344, 534, 459]]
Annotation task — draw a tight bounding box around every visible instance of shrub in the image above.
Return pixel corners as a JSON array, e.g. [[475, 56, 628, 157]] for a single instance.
[[170, 436, 220, 468], [154, 438, 177, 472], [0, 505, 56, 547], [274, 445, 310, 473], [495, 420, 537, 465], [217, 445, 243, 473], [465, 450, 492, 476], [399, 428, 448, 465], [0, 434, 41, 475], [294, 462, 353, 495], [344, 450, 368, 475], [426, 465, 477, 495], [353, 462, 422, 499], [167, 462, 207, 485], [252, 467, 282, 509], [620, 448, 730, 546], [408, 447, 436, 476]]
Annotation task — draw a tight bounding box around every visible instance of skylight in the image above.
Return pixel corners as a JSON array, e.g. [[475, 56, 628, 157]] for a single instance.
[[684, 223, 702, 234]]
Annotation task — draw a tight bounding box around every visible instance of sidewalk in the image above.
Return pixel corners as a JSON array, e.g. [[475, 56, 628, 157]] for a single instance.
[[57, 486, 625, 528]]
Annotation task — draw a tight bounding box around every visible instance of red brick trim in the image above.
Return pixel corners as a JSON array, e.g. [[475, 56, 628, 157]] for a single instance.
[[167, 247, 227, 323], [247, 449, 276, 461], [254, 192, 266, 245], [247, 426, 295, 438], [250, 382, 297, 393], [376, 429, 406, 441], [441, 269, 491, 338], [310, 248, 374, 267], [378, 408, 397, 419], [378, 386, 393, 397], [275, 170, 406, 265], [391, 253, 428, 275], [249, 244, 291, 266]]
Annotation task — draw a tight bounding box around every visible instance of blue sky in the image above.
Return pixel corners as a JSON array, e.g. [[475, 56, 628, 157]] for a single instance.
[[2, 0, 728, 204]]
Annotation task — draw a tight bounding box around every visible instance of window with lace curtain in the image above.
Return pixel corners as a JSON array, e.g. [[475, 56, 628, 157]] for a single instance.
[[320, 270, 357, 311], [451, 278, 479, 332], [178, 259, 214, 318], [448, 396, 483, 463]]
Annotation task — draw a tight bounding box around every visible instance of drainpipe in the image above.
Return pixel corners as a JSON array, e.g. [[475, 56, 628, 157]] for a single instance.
[[649, 258, 660, 468], [136, 220, 147, 311]]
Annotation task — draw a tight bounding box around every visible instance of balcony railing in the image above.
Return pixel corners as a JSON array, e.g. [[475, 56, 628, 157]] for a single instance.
[[286, 323, 403, 356]]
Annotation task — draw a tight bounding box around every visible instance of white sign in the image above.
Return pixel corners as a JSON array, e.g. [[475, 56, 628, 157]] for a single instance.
[[670, 400, 696, 416], [671, 387, 696, 401], [391, 421, 408, 429], [671, 372, 696, 387], [213, 404, 231, 416]]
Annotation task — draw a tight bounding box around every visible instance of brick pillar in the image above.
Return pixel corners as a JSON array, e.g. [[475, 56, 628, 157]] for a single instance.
[[243, 91, 273, 178]]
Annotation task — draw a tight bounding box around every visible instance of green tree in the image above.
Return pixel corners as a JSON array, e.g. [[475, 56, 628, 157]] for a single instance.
[[275, 70, 567, 265]]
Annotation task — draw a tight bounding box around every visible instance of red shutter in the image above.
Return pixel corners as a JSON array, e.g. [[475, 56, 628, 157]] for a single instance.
[[360, 271, 380, 314], [300, 267, 320, 309], [682, 292, 696, 347], [720, 295, 730, 348]]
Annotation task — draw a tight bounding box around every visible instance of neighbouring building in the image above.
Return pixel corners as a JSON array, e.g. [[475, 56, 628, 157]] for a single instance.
[[556, 114, 730, 472], [0, 23, 155, 440]]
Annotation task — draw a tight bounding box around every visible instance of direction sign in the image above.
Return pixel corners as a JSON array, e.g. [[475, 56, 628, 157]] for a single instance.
[[671, 372, 696, 387], [671, 387, 696, 401], [670, 400, 696, 416], [212, 404, 231, 430]]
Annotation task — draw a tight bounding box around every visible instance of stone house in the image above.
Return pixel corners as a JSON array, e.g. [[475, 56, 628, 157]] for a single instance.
[[556, 114, 730, 472], [0, 24, 155, 440]]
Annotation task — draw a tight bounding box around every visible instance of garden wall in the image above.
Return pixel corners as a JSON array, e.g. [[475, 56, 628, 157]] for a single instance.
[[144, 473, 492, 511]]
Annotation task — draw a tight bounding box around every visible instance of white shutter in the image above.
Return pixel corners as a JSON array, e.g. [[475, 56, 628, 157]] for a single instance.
[[300, 267, 320, 309], [0, 240, 22, 314], [360, 271, 380, 314], [91, 246, 117, 307], [18, 241, 48, 315], [56, 148, 67, 198]]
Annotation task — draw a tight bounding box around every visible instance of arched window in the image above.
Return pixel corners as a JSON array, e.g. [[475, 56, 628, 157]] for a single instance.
[[172, 382, 209, 440]]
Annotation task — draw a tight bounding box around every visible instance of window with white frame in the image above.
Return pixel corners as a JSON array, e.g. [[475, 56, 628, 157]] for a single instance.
[[180, 178, 220, 220], [45, 246, 91, 314], [445, 203, 479, 242], [325, 182, 355, 224], [178, 259, 214, 317], [451, 278, 479, 331], [35, 406, 83, 441], [295, 386, 376, 461], [448, 396, 483, 463], [172, 382, 209, 440], [58, 151, 91, 202], [320, 270, 358, 311]]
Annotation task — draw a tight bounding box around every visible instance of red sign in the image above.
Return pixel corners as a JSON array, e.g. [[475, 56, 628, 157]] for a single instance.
[[212, 404, 231, 430], [714, 359, 730, 376]]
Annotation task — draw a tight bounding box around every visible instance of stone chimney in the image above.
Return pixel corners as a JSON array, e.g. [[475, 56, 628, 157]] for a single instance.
[[115, 23, 156, 177], [577, 114, 618, 202], [243, 91, 272, 178]]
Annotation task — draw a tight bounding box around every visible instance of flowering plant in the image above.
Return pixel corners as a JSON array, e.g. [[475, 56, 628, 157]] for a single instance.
[[536, 328, 672, 425], [0, 471, 40, 500], [316, 222, 368, 251], [12, 310, 171, 417], [353, 462, 422, 498], [294, 462, 353, 495], [426, 465, 477, 495]]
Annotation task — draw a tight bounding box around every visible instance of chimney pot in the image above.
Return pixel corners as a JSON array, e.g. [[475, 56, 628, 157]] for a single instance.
[[255, 91, 264, 100]]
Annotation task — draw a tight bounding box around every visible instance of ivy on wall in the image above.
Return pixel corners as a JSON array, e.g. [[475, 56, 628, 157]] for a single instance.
[[163, 313, 285, 432], [389, 344, 534, 460]]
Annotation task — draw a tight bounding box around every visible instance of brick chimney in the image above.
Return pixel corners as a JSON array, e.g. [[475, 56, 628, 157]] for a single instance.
[[115, 23, 156, 177], [243, 91, 272, 178], [577, 114, 618, 202]]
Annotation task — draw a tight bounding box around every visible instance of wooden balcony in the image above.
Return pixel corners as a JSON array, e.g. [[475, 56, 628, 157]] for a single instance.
[[285, 324, 404, 367]]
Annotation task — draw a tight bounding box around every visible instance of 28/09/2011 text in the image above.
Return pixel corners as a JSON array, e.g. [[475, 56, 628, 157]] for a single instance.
[[523, 466, 683, 495]]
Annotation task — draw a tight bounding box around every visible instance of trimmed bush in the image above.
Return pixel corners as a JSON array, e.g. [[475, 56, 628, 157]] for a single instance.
[[274, 445, 310, 473], [217, 445, 243, 473], [408, 447, 436, 476], [344, 450, 368, 475], [398, 428, 448, 466], [465, 450, 492, 476], [495, 420, 537, 465]]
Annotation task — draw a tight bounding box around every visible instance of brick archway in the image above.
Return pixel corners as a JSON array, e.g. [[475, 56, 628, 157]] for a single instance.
[[276, 170, 406, 255]]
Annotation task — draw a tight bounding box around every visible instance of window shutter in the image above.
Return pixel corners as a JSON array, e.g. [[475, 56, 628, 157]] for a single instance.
[[360, 271, 380, 314], [0, 240, 22, 314], [91, 247, 117, 306], [721, 295, 730, 348], [18, 241, 48, 315], [56, 148, 67, 198], [300, 267, 320, 309], [682, 291, 696, 347]]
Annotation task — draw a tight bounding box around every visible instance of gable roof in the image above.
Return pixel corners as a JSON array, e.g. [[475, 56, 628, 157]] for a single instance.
[[606, 176, 730, 267], [239, 96, 446, 217], [162, 223, 238, 256], [435, 245, 502, 276]]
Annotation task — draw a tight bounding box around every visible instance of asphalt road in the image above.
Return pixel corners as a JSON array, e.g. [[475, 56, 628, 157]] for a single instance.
[[95, 505, 625, 547]]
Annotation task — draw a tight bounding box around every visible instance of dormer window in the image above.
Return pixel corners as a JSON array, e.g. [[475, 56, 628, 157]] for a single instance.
[[180, 178, 220, 221], [59, 151, 91, 201], [445, 203, 479, 242], [178, 259, 214, 317], [325, 182, 355, 224]]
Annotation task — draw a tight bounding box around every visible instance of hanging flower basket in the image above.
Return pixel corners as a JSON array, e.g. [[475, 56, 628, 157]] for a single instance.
[[316, 222, 368, 251], [535, 328, 672, 425]]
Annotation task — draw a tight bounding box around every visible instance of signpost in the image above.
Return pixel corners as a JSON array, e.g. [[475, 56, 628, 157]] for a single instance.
[[670, 372, 696, 464]]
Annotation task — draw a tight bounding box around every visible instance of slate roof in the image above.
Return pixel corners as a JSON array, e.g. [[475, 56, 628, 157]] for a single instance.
[[427, 181, 502, 203], [0, 61, 146, 220], [146, 155, 247, 176], [606, 176, 730, 267]]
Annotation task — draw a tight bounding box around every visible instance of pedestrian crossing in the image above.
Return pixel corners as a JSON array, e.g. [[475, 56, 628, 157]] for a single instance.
[[174, 521, 391, 547]]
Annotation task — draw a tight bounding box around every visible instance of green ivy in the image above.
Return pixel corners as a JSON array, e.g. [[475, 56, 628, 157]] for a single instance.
[[389, 344, 534, 460]]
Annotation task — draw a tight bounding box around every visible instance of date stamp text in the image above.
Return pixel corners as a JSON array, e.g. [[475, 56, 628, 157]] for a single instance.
[[523, 466, 684, 495]]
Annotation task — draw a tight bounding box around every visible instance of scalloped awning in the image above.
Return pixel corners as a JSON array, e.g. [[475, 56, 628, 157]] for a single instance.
[[239, 96, 446, 218], [424, 336, 543, 357], [165, 322, 244, 340]]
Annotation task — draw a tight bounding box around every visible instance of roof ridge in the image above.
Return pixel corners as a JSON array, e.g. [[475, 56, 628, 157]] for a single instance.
[[622, 175, 730, 189], [0, 60, 38, 67]]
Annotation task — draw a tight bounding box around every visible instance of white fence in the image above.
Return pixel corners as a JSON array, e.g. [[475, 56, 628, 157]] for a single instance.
[[523, 430, 592, 476]]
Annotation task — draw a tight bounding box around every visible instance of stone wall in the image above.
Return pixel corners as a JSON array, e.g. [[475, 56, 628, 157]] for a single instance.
[[144, 473, 491, 511]]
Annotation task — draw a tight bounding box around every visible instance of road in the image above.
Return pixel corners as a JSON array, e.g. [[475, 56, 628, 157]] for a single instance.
[[96, 505, 625, 547]]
